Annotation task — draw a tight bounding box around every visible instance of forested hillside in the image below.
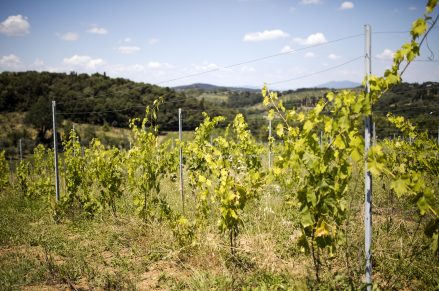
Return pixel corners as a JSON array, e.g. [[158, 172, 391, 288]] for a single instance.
[[0, 71, 236, 132], [374, 81, 439, 137]]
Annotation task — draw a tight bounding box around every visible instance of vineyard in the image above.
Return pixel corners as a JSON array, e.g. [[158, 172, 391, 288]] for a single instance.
[[1, 2, 439, 290]]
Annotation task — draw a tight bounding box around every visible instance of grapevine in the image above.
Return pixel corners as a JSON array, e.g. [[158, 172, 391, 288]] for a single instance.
[[87, 139, 123, 215], [187, 113, 264, 253], [0, 150, 8, 190], [127, 98, 177, 221], [28, 144, 54, 200], [61, 130, 100, 217], [16, 159, 30, 196]]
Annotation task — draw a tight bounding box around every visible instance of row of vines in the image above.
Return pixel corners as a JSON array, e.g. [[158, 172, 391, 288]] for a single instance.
[[0, 1, 438, 287]]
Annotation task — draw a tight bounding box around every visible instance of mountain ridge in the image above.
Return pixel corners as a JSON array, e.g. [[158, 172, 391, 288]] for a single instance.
[[315, 80, 361, 89], [174, 81, 362, 92], [173, 83, 260, 92]]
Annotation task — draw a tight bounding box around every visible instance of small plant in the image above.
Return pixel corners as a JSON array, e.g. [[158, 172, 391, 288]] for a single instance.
[[60, 130, 100, 217], [376, 114, 439, 254], [28, 144, 54, 201], [127, 98, 177, 221], [16, 160, 30, 196], [87, 139, 123, 215], [187, 113, 264, 254], [0, 150, 9, 190]]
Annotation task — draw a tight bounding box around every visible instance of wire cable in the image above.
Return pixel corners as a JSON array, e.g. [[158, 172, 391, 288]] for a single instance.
[[401, 13, 439, 76], [156, 33, 363, 85], [57, 105, 147, 115], [267, 56, 363, 85], [374, 105, 436, 113], [374, 30, 410, 34], [374, 57, 439, 62]]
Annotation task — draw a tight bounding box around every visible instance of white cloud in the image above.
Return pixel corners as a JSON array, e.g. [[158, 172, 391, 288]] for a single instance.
[[299, 0, 322, 5], [293, 32, 327, 45], [280, 45, 294, 53], [147, 62, 162, 69], [376, 49, 394, 60], [328, 53, 340, 60], [33, 58, 44, 66], [408, 6, 417, 11], [59, 32, 79, 41], [63, 55, 105, 69], [241, 66, 255, 72], [111, 64, 145, 73], [118, 37, 132, 44], [126, 64, 145, 71], [87, 26, 108, 35], [305, 52, 315, 58], [148, 38, 159, 45], [117, 46, 141, 54], [339, 1, 354, 10], [194, 63, 220, 71], [289, 6, 296, 12], [243, 29, 289, 42], [0, 15, 30, 36], [0, 54, 22, 68], [147, 61, 172, 70]]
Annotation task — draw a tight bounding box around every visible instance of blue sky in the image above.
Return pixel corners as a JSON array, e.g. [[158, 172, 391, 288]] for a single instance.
[[0, 0, 438, 90]]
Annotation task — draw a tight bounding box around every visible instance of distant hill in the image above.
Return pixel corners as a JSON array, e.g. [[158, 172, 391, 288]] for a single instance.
[[316, 80, 361, 89], [373, 81, 439, 137], [0, 71, 238, 136], [175, 81, 363, 92], [1, 71, 437, 144], [174, 83, 259, 92]]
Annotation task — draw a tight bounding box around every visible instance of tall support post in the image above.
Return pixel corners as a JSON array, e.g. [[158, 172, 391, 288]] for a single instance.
[[364, 24, 373, 291], [268, 119, 272, 169], [178, 108, 184, 214], [372, 122, 376, 145], [52, 101, 60, 202], [72, 124, 76, 157], [19, 139, 23, 162]]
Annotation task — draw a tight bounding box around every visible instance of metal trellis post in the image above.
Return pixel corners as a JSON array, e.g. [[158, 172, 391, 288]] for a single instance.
[[19, 138, 22, 162], [179, 108, 184, 214], [364, 24, 373, 291], [268, 119, 272, 169], [52, 101, 60, 202]]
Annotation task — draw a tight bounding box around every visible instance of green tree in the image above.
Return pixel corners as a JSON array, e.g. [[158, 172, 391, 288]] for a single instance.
[[24, 97, 59, 145]]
